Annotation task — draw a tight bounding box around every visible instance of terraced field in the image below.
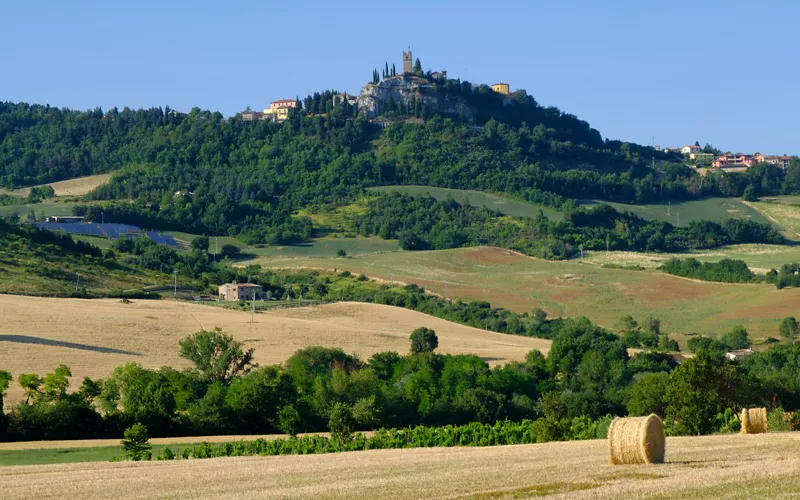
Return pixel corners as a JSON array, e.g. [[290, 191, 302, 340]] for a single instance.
[[4, 433, 800, 499]]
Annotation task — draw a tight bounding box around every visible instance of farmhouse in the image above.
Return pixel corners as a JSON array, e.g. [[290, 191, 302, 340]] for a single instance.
[[218, 283, 264, 301]]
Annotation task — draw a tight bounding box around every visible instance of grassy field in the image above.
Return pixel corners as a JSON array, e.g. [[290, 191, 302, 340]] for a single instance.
[[0, 296, 549, 406], [369, 185, 564, 221], [581, 197, 771, 227], [746, 199, 800, 240], [249, 246, 800, 342], [0, 200, 83, 218], [4, 433, 800, 499], [582, 244, 800, 273]]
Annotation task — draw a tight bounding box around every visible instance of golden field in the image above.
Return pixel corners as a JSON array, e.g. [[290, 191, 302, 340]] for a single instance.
[[0, 295, 550, 405], [11, 173, 113, 197], [3, 433, 800, 499]]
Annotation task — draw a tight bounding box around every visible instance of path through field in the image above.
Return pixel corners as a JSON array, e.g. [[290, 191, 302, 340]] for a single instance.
[[3, 433, 800, 499], [0, 295, 549, 405]]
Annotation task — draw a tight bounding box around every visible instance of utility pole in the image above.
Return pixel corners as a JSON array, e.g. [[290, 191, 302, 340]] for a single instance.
[[75, 272, 80, 293], [580, 244, 584, 263], [214, 237, 218, 262], [173, 269, 178, 294], [677, 213, 680, 228]]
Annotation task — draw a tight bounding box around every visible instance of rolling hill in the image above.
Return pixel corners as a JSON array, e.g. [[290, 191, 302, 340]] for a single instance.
[[0, 295, 550, 406]]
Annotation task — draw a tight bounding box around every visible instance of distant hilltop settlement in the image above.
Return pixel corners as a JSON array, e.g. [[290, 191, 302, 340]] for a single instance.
[[657, 144, 794, 174], [238, 48, 512, 124]]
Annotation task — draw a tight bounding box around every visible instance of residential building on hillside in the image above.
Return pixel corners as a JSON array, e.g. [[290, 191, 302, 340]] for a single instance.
[[756, 154, 792, 169], [690, 152, 715, 161], [431, 70, 448, 80], [263, 99, 297, 122], [492, 82, 510, 95], [712, 154, 759, 168], [218, 283, 264, 301], [681, 145, 701, 155]]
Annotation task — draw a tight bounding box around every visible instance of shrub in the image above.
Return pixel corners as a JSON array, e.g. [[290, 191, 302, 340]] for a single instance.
[[121, 423, 151, 461], [328, 403, 355, 443]]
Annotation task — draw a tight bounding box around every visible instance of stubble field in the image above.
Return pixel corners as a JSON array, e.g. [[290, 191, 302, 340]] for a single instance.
[[0, 295, 549, 405], [3, 432, 800, 499]]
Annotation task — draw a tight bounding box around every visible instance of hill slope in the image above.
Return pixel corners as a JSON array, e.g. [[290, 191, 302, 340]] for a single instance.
[[3, 433, 799, 499], [0, 296, 550, 405]]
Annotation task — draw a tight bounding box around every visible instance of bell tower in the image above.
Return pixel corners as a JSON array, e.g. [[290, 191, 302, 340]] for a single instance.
[[402, 47, 412, 74]]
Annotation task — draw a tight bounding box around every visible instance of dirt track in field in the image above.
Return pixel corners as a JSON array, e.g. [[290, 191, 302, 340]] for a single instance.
[[0, 295, 549, 405]]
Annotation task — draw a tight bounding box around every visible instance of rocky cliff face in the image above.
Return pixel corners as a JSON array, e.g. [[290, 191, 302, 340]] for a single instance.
[[356, 74, 473, 120]]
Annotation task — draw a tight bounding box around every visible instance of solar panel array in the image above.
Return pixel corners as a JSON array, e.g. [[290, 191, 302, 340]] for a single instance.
[[35, 222, 181, 248]]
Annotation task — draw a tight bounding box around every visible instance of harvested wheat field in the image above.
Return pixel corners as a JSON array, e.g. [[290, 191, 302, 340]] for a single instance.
[[0, 295, 549, 405], [12, 173, 113, 197], [4, 433, 800, 499]]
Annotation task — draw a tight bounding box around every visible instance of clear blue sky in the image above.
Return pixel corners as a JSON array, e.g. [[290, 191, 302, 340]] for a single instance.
[[2, 0, 797, 154]]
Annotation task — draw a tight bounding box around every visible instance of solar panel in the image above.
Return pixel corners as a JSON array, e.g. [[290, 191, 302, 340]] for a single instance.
[[35, 222, 179, 247]]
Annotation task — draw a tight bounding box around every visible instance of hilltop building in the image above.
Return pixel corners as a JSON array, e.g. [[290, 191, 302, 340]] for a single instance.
[[681, 145, 701, 155], [263, 99, 297, 122], [712, 154, 759, 169], [403, 48, 413, 74], [218, 283, 264, 301], [492, 82, 510, 95], [240, 110, 264, 121]]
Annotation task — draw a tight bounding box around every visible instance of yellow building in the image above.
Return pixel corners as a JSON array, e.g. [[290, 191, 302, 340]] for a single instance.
[[492, 82, 510, 95], [263, 99, 297, 122]]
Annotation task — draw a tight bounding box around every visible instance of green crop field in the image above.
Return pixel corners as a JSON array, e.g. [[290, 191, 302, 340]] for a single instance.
[[248, 246, 800, 342], [167, 232, 402, 259], [0, 445, 181, 466], [0, 201, 82, 218], [580, 197, 771, 227], [369, 186, 564, 221]]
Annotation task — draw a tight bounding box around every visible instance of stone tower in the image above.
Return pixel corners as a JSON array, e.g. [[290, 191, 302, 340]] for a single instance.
[[402, 48, 412, 74]]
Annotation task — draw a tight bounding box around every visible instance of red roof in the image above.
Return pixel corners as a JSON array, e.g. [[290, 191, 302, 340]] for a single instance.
[[271, 99, 296, 104]]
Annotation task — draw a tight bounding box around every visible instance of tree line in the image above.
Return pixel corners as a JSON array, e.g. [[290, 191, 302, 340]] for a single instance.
[[4, 320, 800, 442]]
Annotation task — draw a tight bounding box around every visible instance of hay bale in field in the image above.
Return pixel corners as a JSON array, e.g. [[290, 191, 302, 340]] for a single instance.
[[741, 408, 768, 434], [607, 414, 665, 465]]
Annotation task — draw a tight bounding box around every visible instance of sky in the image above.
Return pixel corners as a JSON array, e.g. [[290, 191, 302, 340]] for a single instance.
[[2, 0, 798, 154]]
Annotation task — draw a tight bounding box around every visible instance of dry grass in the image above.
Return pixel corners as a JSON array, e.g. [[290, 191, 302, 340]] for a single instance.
[[12, 173, 113, 197], [4, 433, 800, 499], [0, 295, 550, 405], [608, 414, 665, 465], [741, 408, 769, 434], [746, 200, 800, 240]]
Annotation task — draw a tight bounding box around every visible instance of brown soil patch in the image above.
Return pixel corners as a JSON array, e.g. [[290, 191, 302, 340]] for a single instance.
[[0, 296, 549, 405]]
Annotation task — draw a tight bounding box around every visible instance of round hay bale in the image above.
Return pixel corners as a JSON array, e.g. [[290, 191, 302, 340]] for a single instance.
[[741, 408, 768, 434], [607, 414, 665, 465]]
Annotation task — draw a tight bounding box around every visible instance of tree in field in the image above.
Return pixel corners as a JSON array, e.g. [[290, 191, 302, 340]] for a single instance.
[[278, 404, 302, 437], [328, 402, 355, 443], [336, 249, 347, 257], [179, 328, 257, 384], [121, 422, 151, 461], [666, 349, 742, 435], [780, 317, 799, 344], [742, 184, 758, 202], [721, 325, 751, 350], [191, 235, 210, 253], [410, 327, 438, 353], [627, 372, 669, 417]]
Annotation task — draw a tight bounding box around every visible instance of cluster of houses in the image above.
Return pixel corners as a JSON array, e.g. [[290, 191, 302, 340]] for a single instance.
[[657, 144, 793, 172]]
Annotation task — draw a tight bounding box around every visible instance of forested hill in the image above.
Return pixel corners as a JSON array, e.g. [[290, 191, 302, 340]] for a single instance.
[[1, 92, 797, 248]]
